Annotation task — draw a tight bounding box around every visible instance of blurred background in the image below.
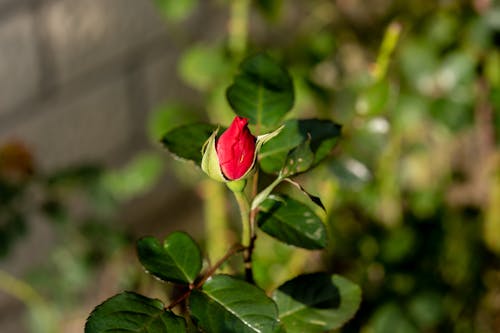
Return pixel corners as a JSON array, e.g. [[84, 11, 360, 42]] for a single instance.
[[0, 0, 499, 332]]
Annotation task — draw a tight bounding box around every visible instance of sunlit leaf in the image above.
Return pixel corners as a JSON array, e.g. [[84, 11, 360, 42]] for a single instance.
[[137, 232, 202, 284], [189, 275, 279, 333], [280, 138, 314, 177], [227, 53, 294, 129], [259, 119, 341, 174], [257, 195, 327, 249]]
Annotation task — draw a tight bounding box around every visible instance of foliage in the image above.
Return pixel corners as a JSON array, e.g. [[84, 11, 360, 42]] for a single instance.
[[144, 1, 500, 332], [2, 0, 499, 332], [85, 52, 360, 333]]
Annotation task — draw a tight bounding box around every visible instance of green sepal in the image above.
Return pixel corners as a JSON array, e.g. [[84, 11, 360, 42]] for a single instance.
[[226, 179, 247, 192], [201, 128, 227, 182]]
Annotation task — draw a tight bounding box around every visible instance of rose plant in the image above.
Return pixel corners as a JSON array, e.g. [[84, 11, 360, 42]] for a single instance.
[[85, 53, 361, 333]]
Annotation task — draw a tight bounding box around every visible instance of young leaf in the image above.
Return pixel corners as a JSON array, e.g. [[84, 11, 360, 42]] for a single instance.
[[272, 273, 361, 333], [259, 119, 341, 174], [137, 232, 202, 284], [189, 275, 279, 333], [226, 53, 294, 129], [161, 123, 217, 165], [85, 292, 186, 333], [257, 195, 327, 249]]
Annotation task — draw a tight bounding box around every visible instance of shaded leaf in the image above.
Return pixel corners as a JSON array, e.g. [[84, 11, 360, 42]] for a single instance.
[[227, 53, 294, 129], [273, 273, 361, 333], [85, 292, 186, 333], [259, 119, 341, 174], [257, 195, 327, 249], [189, 275, 279, 333], [161, 123, 217, 165], [137, 232, 202, 284], [370, 303, 419, 333]]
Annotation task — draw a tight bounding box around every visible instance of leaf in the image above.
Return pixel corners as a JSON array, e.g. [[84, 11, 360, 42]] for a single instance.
[[257, 195, 327, 249], [370, 303, 419, 333], [272, 273, 361, 333], [259, 119, 341, 174], [226, 53, 294, 129], [148, 103, 201, 142], [284, 178, 326, 211], [161, 123, 217, 165], [85, 292, 186, 333], [153, 0, 198, 22], [137, 232, 202, 284], [189, 275, 279, 333], [355, 80, 390, 116], [280, 138, 314, 177], [179, 44, 229, 91], [101, 152, 164, 201]]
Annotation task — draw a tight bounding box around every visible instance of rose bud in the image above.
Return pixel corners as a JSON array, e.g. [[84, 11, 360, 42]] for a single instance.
[[216, 117, 256, 180], [202, 116, 284, 183]]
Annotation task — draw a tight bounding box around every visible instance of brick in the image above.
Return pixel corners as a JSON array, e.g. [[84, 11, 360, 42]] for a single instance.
[[41, 0, 168, 84], [143, 50, 201, 111], [0, 10, 39, 116], [0, 77, 131, 171]]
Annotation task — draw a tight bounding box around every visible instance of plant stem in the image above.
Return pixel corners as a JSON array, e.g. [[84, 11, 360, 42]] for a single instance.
[[203, 180, 229, 265], [166, 244, 245, 310], [0, 270, 45, 306], [372, 21, 402, 81], [228, 0, 250, 58], [232, 189, 254, 282]]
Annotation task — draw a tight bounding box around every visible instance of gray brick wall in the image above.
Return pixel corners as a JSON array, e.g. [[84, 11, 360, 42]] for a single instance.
[[0, 0, 225, 170], [0, 9, 39, 115], [0, 1, 227, 332]]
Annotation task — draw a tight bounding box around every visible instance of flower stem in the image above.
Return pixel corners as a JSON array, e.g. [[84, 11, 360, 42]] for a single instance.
[[232, 189, 254, 282], [203, 180, 229, 265]]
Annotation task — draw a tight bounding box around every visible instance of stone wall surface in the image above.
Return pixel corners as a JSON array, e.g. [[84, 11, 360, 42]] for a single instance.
[[0, 0, 227, 332]]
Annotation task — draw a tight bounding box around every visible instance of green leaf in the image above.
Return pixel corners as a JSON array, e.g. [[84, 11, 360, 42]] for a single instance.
[[273, 273, 361, 333], [161, 123, 217, 165], [137, 232, 202, 284], [356, 80, 390, 116], [257, 195, 327, 249], [370, 303, 419, 333], [153, 0, 198, 22], [148, 103, 201, 142], [85, 292, 186, 333], [226, 53, 294, 129], [281, 138, 314, 177], [179, 44, 230, 91], [101, 152, 164, 201], [284, 178, 326, 211], [259, 119, 341, 174], [189, 275, 279, 333]]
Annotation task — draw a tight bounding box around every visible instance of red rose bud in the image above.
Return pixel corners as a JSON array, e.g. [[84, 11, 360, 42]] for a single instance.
[[216, 117, 256, 180]]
